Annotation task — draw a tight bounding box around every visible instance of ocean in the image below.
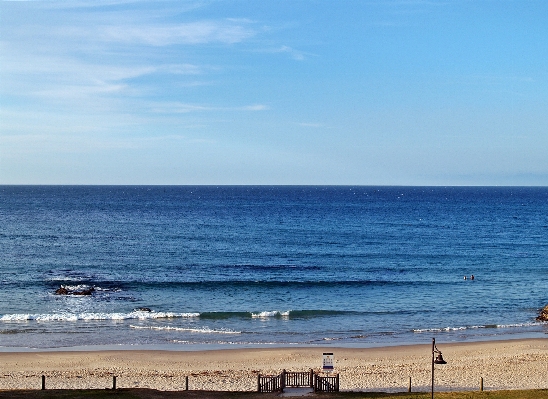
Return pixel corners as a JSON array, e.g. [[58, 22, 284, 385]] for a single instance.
[[1, 185, 547, 350]]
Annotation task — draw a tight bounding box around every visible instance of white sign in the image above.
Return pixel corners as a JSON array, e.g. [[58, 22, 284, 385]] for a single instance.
[[322, 352, 334, 371]]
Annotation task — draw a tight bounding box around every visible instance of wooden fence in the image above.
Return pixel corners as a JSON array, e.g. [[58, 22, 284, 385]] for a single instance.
[[257, 373, 283, 392], [34, 370, 339, 393], [24, 373, 493, 393]]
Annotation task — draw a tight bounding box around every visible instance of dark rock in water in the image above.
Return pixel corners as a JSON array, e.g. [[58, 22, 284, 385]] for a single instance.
[[136, 307, 152, 312], [537, 305, 548, 321], [55, 287, 69, 295], [54, 286, 94, 296], [72, 287, 94, 295]]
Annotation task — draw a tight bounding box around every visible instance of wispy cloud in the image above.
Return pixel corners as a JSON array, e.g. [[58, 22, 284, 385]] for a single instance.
[[277, 45, 307, 61], [2, 40, 208, 101], [240, 104, 269, 111], [99, 20, 256, 46], [0, 131, 210, 154], [150, 102, 269, 114], [1, 5, 262, 115], [255, 45, 312, 61]]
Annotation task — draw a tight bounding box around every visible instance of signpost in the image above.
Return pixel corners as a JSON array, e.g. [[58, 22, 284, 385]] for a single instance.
[[322, 353, 334, 372]]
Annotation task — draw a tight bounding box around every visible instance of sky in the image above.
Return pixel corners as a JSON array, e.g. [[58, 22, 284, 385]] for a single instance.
[[1, 0, 547, 185]]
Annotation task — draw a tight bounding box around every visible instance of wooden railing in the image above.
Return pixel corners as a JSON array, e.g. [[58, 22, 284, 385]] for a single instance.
[[258, 369, 338, 393], [283, 369, 314, 388], [314, 373, 340, 392], [257, 373, 283, 392]]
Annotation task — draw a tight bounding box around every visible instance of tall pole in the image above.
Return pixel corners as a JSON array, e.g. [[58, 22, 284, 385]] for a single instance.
[[431, 337, 435, 399]]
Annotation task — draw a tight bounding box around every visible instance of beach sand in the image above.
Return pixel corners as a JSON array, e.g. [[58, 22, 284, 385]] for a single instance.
[[0, 339, 547, 393]]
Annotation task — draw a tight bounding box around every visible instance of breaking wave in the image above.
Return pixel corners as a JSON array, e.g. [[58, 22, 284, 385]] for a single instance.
[[0, 311, 199, 322], [0, 309, 351, 322]]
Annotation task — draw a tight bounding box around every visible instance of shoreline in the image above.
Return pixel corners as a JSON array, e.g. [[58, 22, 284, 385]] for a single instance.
[[1, 338, 547, 392], [1, 329, 545, 353]]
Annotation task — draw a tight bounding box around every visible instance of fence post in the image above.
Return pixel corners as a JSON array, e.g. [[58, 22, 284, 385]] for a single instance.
[[480, 377, 483, 391], [336, 373, 340, 391], [281, 369, 286, 391], [112, 375, 116, 390], [408, 376, 412, 392], [257, 374, 261, 392], [185, 376, 189, 391], [41, 375, 45, 390], [309, 369, 314, 388]]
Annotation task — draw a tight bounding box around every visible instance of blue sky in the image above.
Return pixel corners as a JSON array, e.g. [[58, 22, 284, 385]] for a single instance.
[[1, 0, 547, 185]]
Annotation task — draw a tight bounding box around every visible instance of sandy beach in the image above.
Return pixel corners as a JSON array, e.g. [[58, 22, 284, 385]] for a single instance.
[[0, 338, 547, 393]]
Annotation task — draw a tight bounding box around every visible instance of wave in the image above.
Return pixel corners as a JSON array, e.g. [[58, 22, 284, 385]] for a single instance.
[[171, 340, 300, 346], [200, 309, 358, 319], [198, 311, 253, 319], [413, 321, 543, 333], [129, 325, 241, 334], [0, 309, 357, 323], [0, 311, 199, 322], [252, 310, 290, 318], [53, 284, 119, 292]]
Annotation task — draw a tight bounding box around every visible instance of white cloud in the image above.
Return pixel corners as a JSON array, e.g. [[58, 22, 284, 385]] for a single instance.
[[100, 20, 256, 46]]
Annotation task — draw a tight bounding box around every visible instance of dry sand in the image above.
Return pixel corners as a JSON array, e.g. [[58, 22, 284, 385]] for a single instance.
[[1, 339, 547, 393]]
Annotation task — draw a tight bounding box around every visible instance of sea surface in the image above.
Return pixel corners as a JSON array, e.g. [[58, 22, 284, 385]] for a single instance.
[[1, 186, 547, 351]]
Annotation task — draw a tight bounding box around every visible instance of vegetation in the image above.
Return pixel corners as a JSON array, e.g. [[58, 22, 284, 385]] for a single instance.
[[1, 389, 547, 399]]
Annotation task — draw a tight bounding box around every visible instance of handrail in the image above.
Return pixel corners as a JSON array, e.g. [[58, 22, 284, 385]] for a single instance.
[[258, 370, 339, 393]]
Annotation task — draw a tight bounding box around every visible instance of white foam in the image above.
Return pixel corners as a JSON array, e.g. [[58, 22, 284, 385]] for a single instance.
[[130, 325, 241, 334], [251, 310, 290, 318], [413, 321, 542, 333], [496, 321, 541, 328], [0, 311, 200, 322], [58, 284, 92, 291]]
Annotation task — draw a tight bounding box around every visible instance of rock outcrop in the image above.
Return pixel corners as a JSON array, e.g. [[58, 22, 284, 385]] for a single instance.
[[536, 305, 548, 321], [54, 287, 69, 295], [54, 286, 94, 296]]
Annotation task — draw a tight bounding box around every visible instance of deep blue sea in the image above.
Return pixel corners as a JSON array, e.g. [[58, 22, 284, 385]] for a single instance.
[[1, 186, 547, 350]]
